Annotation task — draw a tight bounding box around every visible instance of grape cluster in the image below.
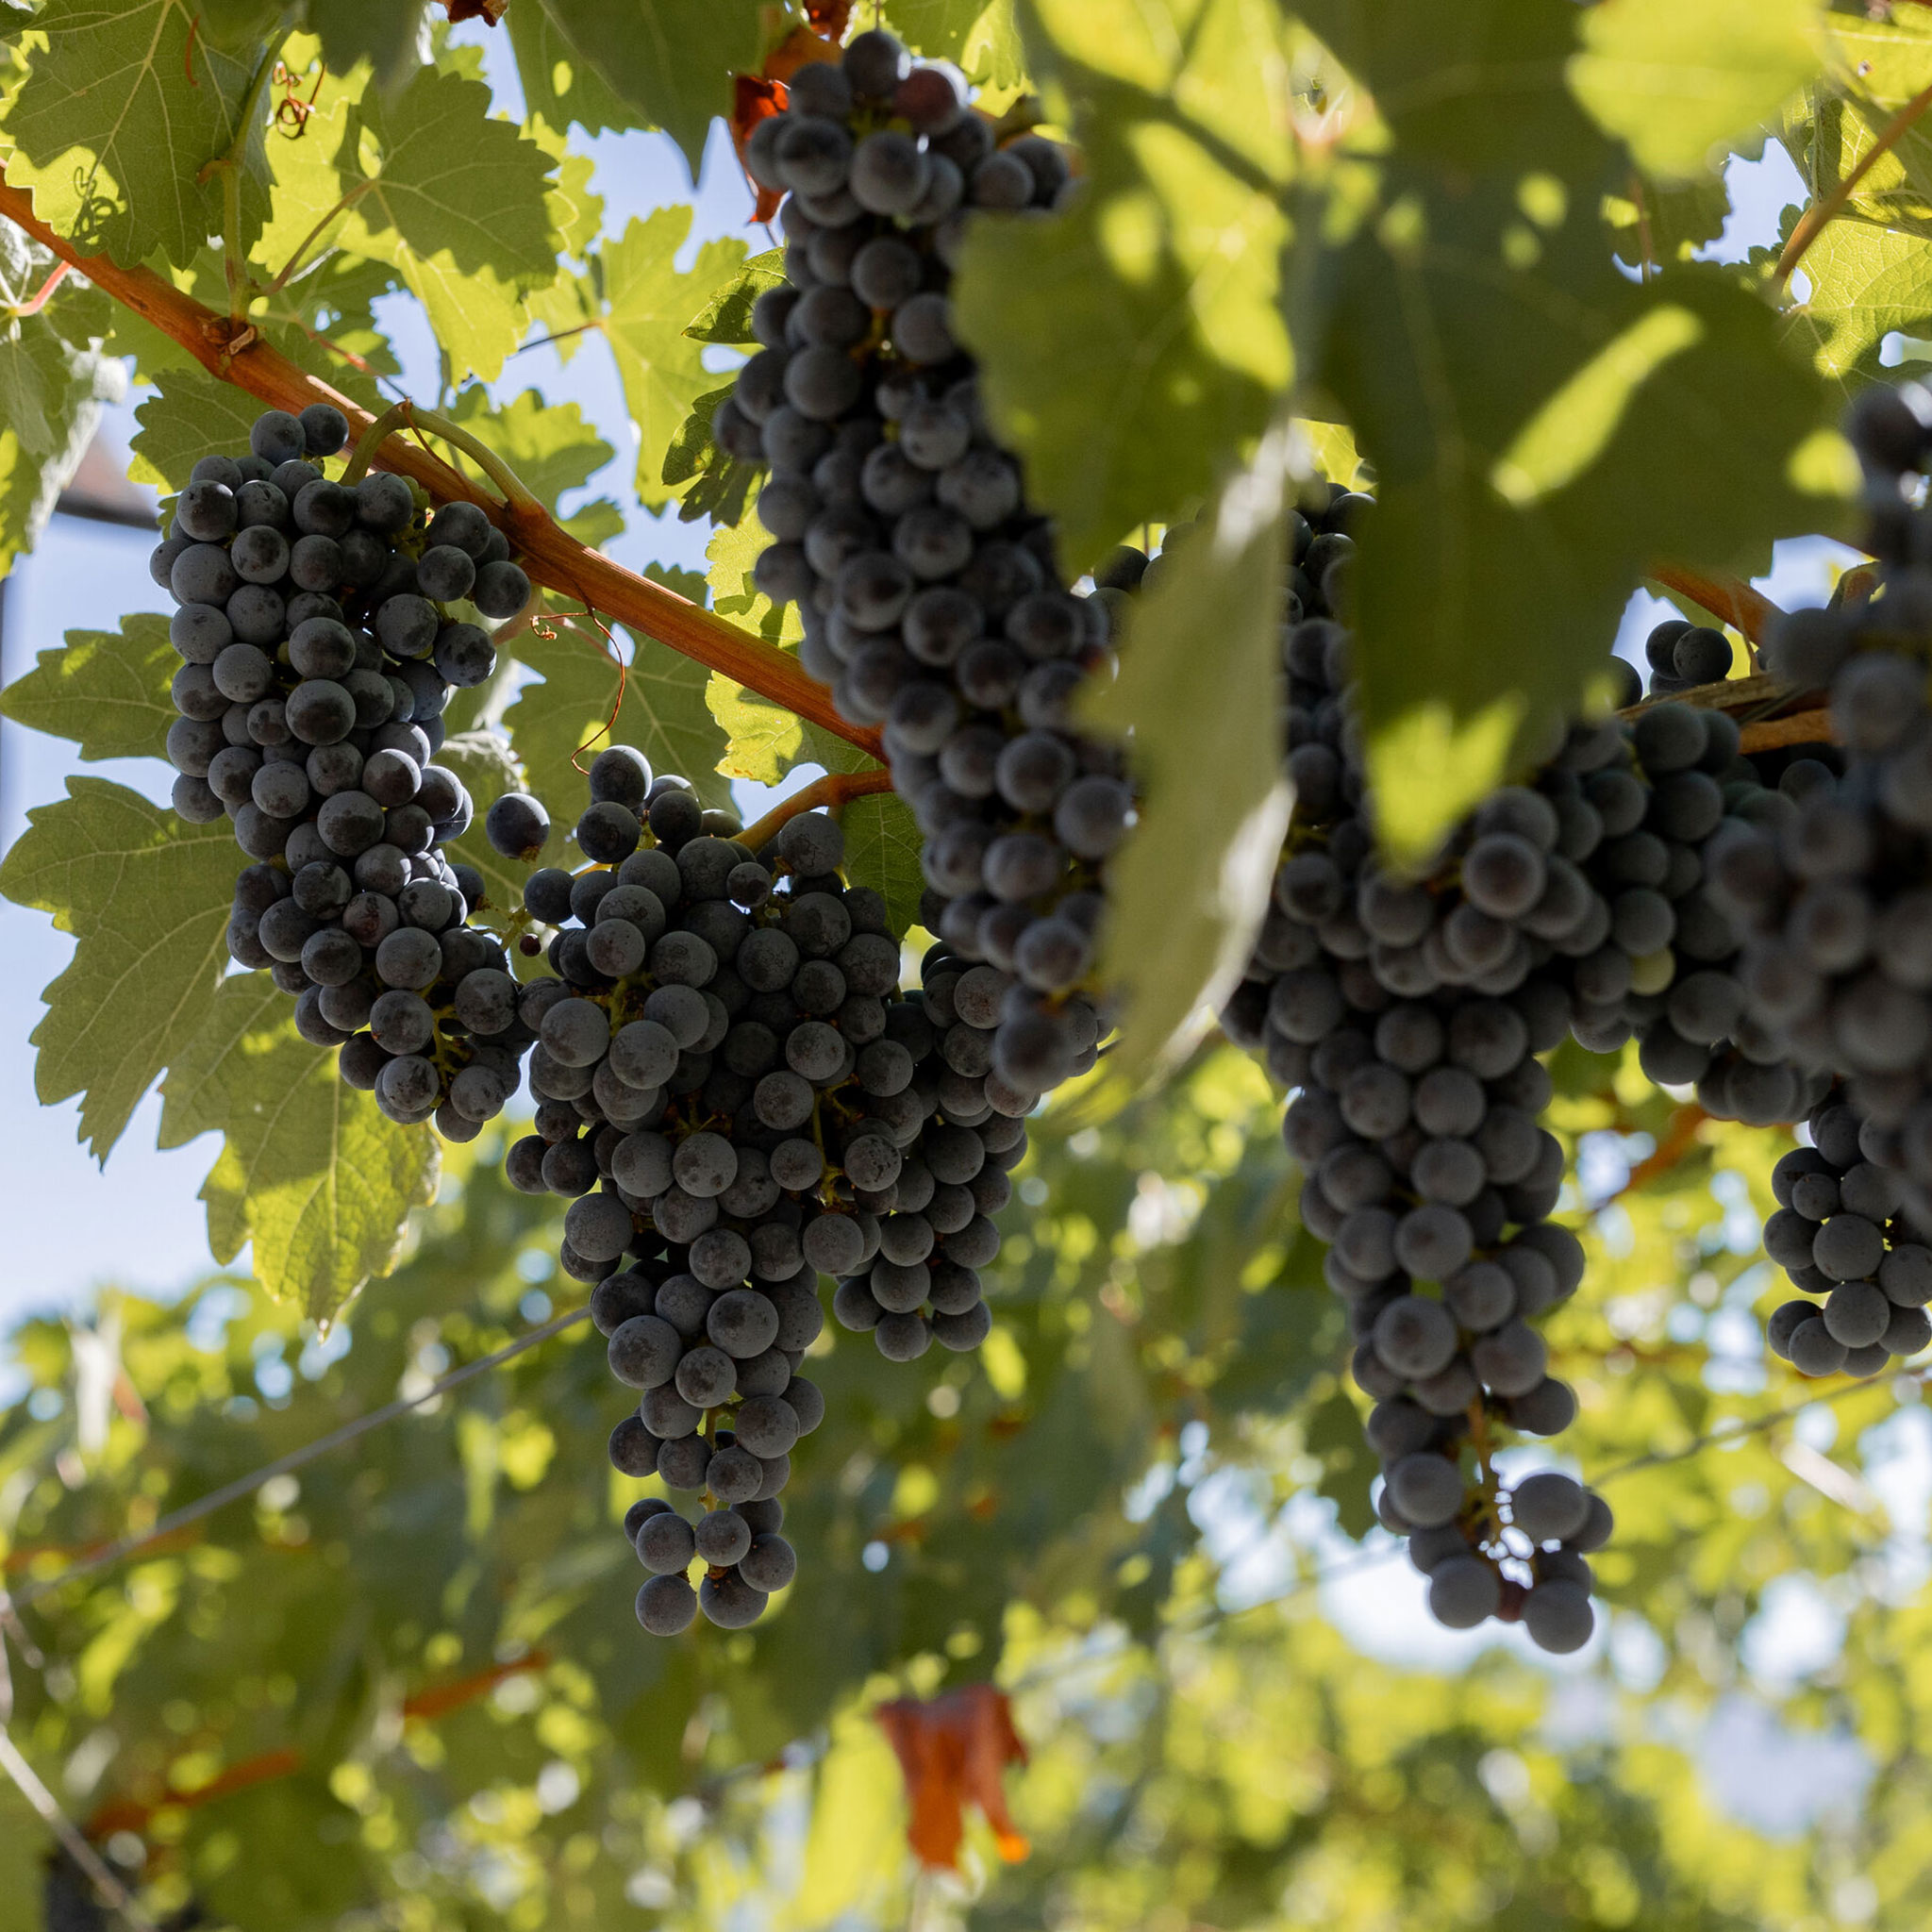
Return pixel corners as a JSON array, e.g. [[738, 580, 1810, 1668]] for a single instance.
[[1635, 615, 1738, 699], [729, 28, 1119, 1102], [156, 406, 536, 1132], [826, 941, 1027, 1356], [1279, 976, 1608, 1647], [1200, 489, 1690, 1641], [1762, 1090, 1932, 1376], [1557, 701, 1834, 1128], [1704, 391, 1932, 1162], [496, 761, 1020, 1632]]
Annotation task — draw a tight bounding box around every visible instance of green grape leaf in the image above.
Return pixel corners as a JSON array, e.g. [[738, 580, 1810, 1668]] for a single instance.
[[308, 0, 432, 90], [840, 790, 925, 940], [954, 0, 1296, 571], [196, 0, 288, 48], [560, 496, 626, 549], [0, 346, 116, 577], [1079, 445, 1291, 1108], [503, 596, 733, 817], [545, 145, 607, 260], [600, 210, 750, 508], [0, 224, 125, 571], [1569, 0, 1825, 181], [445, 386, 615, 515], [508, 0, 635, 138], [684, 249, 785, 345], [251, 54, 558, 383], [248, 38, 369, 283], [2, 0, 274, 267], [883, 0, 1026, 86], [1812, 6, 1932, 228], [337, 65, 562, 381], [1789, 216, 1932, 376], [129, 363, 263, 491], [0, 305, 85, 457], [1292, 417, 1371, 492], [1779, 12, 1932, 377], [523, 263, 600, 363], [706, 675, 808, 787], [1278, 2, 1846, 856], [662, 380, 762, 526], [1307, 4, 1846, 858], [158, 974, 439, 1322], [0, 613, 175, 759], [707, 511, 798, 643], [0, 780, 235, 1160], [513, 0, 764, 171], [1607, 172, 1732, 275]]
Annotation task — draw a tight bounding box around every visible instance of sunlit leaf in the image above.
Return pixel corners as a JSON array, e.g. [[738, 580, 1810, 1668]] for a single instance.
[[1569, 0, 1824, 180], [158, 975, 439, 1321], [0, 780, 234, 1159], [1082, 440, 1291, 1106], [3, 0, 274, 267]]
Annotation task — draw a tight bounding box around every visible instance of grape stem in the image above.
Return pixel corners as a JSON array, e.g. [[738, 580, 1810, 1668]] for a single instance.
[[0, 180, 882, 761], [341, 397, 544, 519], [1618, 672, 1841, 744], [1774, 79, 1932, 291], [197, 36, 286, 324], [1737, 707, 1836, 754], [739, 768, 894, 850]]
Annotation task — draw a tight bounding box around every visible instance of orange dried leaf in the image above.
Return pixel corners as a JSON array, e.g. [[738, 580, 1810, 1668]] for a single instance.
[[731, 27, 844, 224], [441, 0, 507, 22], [874, 1684, 1029, 1872]]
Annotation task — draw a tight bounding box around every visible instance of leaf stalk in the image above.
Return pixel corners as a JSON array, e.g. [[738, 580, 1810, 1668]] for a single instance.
[[1774, 79, 1932, 291]]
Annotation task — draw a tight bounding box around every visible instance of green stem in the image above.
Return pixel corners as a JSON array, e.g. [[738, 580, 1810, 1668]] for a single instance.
[[419, 407, 545, 516], [340, 401, 414, 487], [222, 164, 245, 321], [510, 319, 605, 358], [200, 34, 287, 323], [340, 398, 545, 518], [263, 177, 377, 296]]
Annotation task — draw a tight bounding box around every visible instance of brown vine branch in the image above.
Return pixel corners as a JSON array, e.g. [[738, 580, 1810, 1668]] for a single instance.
[[0, 181, 879, 762], [741, 767, 895, 849], [1618, 671, 1841, 745], [1775, 80, 1932, 291], [78, 1653, 547, 1844], [1739, 707, 1835, 753], [1645, 564, 1779, 649]]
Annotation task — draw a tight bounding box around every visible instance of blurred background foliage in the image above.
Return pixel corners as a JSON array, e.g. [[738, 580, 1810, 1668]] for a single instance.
[[3, 1034, 1925, 1930]]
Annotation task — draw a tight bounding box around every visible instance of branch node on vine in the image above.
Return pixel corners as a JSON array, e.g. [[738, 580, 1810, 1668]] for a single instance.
[[740, 768, 894, 851]]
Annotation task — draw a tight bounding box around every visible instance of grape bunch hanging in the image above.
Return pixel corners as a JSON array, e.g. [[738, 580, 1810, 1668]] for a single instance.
[[489, 770, 1024, 1633], [155, 404, 536, 1135], [725, 27, 1120, 1108]]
